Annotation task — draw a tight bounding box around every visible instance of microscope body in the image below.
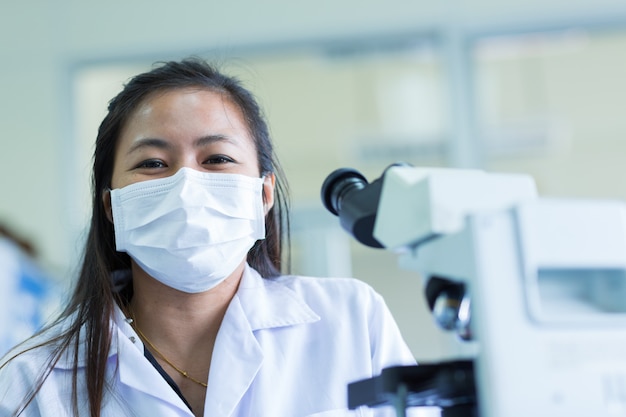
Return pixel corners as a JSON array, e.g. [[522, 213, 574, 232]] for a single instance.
[[346, 165, 626, 416]]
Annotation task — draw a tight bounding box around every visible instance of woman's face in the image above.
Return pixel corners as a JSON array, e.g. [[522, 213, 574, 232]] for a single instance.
[[105, 88, 275, 213]]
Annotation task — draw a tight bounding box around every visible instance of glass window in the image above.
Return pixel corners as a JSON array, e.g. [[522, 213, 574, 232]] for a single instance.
[[475, 28, 626, 200]]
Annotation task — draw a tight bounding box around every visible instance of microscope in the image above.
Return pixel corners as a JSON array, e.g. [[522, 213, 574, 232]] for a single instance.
[[321, 163, 626, 417]]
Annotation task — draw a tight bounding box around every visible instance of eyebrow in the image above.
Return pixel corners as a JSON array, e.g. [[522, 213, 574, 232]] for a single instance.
[[194, 134, 232, 148], [126, 135, 233, 155], [126, 137, 172, 154]]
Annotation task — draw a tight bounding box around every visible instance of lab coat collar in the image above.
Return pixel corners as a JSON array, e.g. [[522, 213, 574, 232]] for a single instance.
[[204, 264, 320, 416], [236, 263, 320, 330]]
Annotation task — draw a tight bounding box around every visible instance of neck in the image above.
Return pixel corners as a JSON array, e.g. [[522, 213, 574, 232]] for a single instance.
[[127, 262, 245, 417], [128, 261, 245, 351]]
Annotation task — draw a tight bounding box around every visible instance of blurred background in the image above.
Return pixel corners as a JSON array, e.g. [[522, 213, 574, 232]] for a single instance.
[[2, 0, 626, 360]]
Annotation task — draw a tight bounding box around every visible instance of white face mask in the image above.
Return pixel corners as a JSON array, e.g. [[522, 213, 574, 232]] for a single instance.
[[110, 167, 266, 293]]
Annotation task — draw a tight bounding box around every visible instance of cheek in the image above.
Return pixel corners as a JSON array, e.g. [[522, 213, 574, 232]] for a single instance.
[[108, 155, 125, 190]]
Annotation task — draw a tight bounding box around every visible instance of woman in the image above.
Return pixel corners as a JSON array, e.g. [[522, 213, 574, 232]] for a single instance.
[[0, 58, 427, 417]]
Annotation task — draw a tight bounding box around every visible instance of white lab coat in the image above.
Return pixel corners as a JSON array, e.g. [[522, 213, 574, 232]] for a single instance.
[[0, 264, 440, 417]]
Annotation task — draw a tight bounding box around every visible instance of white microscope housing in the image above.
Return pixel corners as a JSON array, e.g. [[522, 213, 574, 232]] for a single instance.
[[325, 164, 626, 417]]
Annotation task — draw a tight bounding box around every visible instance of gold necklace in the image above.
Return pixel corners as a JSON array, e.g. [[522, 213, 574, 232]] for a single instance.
[[129, 311, 208, 388]]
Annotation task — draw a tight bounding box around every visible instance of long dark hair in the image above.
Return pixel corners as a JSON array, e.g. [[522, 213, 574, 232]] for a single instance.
[[5, 57, 290, 416]]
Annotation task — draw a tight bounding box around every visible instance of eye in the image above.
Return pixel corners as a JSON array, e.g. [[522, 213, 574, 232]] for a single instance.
[[135, 159, 167, 169], [204, 155, 235, 165]]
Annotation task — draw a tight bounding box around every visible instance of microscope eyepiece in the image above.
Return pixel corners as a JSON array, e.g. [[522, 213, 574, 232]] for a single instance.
[[320, 167, 384, 248], [321, 162, 415, 248], [321, 168, 369, 216]]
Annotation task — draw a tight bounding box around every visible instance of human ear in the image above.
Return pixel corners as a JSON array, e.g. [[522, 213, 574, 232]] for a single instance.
[[262, 173, 276, 215], [102, 189, 113, 223]]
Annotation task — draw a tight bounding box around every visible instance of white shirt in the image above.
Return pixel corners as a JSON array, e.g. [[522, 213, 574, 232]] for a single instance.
[[0, 265, 440, 417]]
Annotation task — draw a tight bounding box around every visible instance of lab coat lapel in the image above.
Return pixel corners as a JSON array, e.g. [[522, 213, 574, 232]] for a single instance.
[[204, 293, 263, 417], [114, 308, 194, 416], [204, 265, 319, 417], [236, 264, 320, 331], [53, 307, 194, 415]]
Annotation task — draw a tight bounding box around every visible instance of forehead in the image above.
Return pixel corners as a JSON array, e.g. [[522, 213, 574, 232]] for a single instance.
[[128, 87, 249, 131], [110, 87, 261, 171], [115, 87, 257, 150]]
